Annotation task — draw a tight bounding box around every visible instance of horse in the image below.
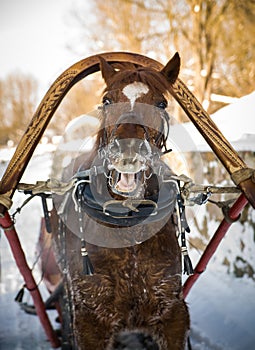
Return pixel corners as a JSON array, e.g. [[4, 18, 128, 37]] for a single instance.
[[45, 52, 190, 349]]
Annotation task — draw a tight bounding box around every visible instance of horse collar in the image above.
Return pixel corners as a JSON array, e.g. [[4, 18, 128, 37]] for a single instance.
[[72, 165, 178, 227]]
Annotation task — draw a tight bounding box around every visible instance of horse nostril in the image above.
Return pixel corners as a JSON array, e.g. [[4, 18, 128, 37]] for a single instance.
[[140, 144, 148, 156]]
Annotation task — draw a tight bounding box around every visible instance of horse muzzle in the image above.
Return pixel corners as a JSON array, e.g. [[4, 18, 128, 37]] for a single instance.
[[103, 138, 158, 196]]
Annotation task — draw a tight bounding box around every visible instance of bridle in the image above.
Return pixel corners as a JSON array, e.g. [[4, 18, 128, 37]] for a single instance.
[[99, 102, 171, 154], [69, 101, 178, 227]]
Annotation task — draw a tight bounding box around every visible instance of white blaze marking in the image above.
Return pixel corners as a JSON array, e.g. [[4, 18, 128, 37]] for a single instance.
[[122, 82, 149, 109]]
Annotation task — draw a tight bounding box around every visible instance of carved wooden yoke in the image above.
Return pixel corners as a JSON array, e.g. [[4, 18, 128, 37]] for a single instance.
[[0, 51, 254, 212]]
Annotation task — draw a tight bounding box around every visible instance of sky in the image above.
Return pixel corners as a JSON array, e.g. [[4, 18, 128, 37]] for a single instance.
[[0, 0, 90, 93]]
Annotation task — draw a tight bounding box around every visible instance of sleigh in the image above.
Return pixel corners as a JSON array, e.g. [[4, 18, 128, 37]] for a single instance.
[[0, 52, 254, 349]]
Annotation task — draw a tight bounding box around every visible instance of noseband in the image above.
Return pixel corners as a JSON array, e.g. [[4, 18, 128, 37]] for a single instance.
[[99, 103, 171, 154]]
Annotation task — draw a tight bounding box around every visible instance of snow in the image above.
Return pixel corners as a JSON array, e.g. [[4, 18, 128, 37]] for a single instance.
[[188, 275, 255, 350], [0, 92, 255, 349], [186, 218, 255, 350], [170, 91, 255, 152]]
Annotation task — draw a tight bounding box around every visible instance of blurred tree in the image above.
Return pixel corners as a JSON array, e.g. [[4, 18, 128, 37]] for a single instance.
[[0, 73, 38, 145], [51, 74, 104, 135], [216, 0, 255, 97], [70, 0, 255, 117], [0, 72, 104, 145], [2, 1, 254, 145]]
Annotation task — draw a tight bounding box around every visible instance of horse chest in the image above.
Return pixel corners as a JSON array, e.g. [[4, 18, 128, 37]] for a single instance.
[[79, 228, 182, 305]]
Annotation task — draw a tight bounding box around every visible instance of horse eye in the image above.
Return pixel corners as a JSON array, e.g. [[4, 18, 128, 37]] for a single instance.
[[103, 97, 112, 106], [156, 101, 168, 109]]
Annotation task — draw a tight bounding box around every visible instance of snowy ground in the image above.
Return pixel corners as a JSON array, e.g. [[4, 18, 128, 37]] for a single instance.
[[0, 143, 255, 350]]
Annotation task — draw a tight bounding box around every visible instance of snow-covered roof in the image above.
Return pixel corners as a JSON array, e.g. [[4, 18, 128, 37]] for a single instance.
[[170, 91, 255, 152]]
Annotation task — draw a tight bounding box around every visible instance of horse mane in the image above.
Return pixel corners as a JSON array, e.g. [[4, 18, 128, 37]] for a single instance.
[[105, 63, 171, 96]]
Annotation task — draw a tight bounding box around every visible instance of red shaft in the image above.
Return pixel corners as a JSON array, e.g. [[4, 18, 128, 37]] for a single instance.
[[183, 193, 248, 299], [0, 211, 60, 348]]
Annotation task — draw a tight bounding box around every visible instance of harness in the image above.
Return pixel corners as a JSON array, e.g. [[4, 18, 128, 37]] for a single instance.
[[72, 164, 178, 227], [14, 169, 241, 281]]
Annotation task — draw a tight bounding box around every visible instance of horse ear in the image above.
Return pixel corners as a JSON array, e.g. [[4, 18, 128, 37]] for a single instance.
[[160, 52, 181, 84], [99, 56, 117, 85]]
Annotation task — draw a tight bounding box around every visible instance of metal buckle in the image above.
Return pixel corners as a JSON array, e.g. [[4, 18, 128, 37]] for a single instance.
[[103, 199, 158, 218]]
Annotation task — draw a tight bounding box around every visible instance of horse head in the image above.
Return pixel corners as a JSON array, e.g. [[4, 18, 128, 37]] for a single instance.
[[97, 53, 180, 201]]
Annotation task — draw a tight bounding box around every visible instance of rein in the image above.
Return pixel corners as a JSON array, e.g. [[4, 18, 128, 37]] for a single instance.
[[16, 175, 241, 217]]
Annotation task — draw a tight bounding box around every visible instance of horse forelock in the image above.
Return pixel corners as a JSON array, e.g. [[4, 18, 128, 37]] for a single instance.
[[103, 67, 171, 97], [98, 66, 171, 153]]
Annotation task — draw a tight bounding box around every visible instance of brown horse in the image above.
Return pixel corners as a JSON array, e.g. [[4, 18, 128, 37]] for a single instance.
[[48, 52, 190, 349]]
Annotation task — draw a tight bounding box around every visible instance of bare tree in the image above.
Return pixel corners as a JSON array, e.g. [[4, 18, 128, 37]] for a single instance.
[[71, 0, 152, 53], [216, 0, 255, 97], [51, 75, 104, 135], [68, 0, 255, 115], [0, 73, 38, 144]]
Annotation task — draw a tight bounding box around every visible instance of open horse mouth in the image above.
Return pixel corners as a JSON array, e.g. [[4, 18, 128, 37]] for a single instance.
[[105, 138, 154, 196], [110, 170, 144, 195], [116, 172, 138, 193]]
